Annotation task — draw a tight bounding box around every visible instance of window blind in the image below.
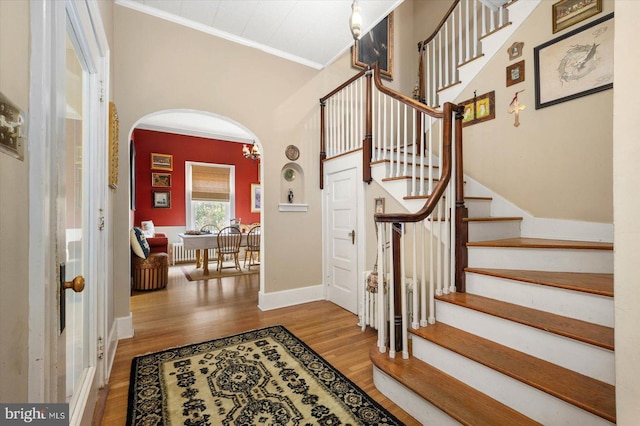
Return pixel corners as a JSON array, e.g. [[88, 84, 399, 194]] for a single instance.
[[191, 165, 230, 202]]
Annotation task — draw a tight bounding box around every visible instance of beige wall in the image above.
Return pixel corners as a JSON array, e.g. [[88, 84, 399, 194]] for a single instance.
[[455, 0, 614, 223], [0, 0, 30, 402], [111, 1, 419, 317], [613, 1, 640, 422]]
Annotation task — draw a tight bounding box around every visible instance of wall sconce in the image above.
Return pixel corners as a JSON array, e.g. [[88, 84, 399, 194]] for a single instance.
[[349, 0, 362, 41], [242, 141, 260, 161]]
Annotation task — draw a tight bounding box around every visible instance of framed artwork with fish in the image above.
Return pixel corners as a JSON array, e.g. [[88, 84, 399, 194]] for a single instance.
[[534, 13, 613, 109]]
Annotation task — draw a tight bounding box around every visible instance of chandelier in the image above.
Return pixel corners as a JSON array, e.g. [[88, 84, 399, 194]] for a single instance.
[[242, 141, 260, 161], [349, 0, 362, 41]]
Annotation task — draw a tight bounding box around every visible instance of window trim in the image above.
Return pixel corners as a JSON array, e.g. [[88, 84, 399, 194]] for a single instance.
[[185, 161, 235, 230]]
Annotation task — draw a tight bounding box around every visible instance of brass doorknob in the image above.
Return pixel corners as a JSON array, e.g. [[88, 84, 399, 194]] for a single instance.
[[64, 275, 85, 293]]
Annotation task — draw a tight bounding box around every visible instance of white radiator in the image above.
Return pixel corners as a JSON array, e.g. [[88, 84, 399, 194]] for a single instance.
[[360, 271, 414, 331], [171, 243, 214, 265]]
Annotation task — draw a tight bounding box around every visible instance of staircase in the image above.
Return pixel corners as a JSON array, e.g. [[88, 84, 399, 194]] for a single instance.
[[370, 166, 615, 424], [319, 0, 615, 422]]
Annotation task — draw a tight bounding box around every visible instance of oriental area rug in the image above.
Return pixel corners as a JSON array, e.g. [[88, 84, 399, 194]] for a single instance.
[[126, 325, 402, 426]]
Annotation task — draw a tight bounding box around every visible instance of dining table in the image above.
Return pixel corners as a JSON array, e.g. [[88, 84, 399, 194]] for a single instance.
[[179, 232, 248, 274]]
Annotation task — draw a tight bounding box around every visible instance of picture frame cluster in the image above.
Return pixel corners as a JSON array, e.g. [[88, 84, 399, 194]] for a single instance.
[[151, 153, 173, 208]]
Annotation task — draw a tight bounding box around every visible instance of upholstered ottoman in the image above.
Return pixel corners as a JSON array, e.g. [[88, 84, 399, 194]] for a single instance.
[[132, 252, 168, 291]]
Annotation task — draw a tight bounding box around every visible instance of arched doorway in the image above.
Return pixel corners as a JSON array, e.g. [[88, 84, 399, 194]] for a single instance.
[[128, 109, 263, 292]]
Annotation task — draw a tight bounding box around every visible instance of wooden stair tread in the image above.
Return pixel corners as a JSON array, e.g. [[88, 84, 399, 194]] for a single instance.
[[371, 158, 440, 168], [369, 346, 541, 426], [467, 237, 613, 250], [405, 195, 491, 201], [382, 175, 438, 182], [410, 323, 616, 423], [464, 216, 522, 222], [436, 292, 614, 350], [465, 268, 614, 297]]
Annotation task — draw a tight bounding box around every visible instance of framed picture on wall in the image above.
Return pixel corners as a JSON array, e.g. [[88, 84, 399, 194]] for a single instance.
[[150, 153, 173, 171], [152, 172, 171, 187], [506, 60, 525, 87], [534, 13, 613, 109], [460, 91, 495, 127], [352, 13, 394, 80], [251, 184, 261, 213], [552, 0, 602, 33], [153, 190, 171, 208]]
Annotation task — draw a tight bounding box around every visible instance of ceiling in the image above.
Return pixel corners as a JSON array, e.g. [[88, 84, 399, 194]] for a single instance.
[[118, 0, 402, 140], [117, 0, 401, 69]]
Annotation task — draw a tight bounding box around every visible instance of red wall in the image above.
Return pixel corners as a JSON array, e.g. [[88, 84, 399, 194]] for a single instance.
[[133, 129, 260, 227]]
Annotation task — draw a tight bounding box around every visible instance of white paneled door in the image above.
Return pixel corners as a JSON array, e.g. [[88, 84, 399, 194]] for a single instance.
[[326, 168, 359, 313]]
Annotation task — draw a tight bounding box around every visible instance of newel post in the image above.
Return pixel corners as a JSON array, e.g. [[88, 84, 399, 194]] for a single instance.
[[454, 104, 468, 292], [363, 69, 373, 184], [319, 99, 327, 189]]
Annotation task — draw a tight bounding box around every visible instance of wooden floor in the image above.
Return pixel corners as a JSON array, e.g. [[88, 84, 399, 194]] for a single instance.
[[100, 265, 420, 425]]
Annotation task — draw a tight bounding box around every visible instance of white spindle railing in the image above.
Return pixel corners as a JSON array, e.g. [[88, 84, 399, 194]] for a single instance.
[[321, 66, 459, 359], [420, 0, 510, 107]]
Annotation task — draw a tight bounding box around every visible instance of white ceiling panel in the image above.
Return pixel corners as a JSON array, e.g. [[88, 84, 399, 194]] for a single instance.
[[117, 0, 402, 69], [179, 1, 220, 26]]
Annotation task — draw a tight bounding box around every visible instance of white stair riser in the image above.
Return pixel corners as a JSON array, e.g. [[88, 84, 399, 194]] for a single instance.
[[468, 246, 613, 273], [468, 220, 521, 242], [466, 273, 614, 327], [411, 337, 614, 426], [435, 300, 615, 384], [373, 367, 462, 426], [465, 199, 491, 217]]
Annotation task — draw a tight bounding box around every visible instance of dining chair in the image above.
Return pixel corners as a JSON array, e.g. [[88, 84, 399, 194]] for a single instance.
[[216, 226, 242, 272], [244, 225, 261, 269]]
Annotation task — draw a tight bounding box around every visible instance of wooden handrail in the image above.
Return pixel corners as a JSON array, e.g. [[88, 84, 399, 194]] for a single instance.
[[374, 102, 455, 224], [422, 0, 460, 46], [371, 64, 443, 119], [319, 69, 368, 102]]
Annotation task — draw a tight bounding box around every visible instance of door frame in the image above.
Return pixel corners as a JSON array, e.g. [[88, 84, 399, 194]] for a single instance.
[[28, 0, 110, 418], [322, 152, 366, 315]]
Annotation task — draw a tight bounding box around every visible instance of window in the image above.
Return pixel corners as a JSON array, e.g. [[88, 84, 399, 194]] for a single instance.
[[186, 162, 235, 231]]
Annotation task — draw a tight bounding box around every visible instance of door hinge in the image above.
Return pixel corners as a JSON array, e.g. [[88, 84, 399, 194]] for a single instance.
[[99, 80, 105, 103], [97, 337, 104, 360]]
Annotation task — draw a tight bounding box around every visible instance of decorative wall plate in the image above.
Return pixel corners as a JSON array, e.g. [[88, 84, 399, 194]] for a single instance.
[[284, 168, 296, 182], [285, 145, 300, 161]]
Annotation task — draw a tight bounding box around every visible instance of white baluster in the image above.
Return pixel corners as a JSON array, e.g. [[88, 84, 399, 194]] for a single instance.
[[401, 228, 409, 359], [388, 224, 395, 358], [444, 21, 449, 87]]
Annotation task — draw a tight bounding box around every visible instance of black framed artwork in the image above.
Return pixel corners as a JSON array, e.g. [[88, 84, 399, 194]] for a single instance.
[[534, 13, 613, 109]]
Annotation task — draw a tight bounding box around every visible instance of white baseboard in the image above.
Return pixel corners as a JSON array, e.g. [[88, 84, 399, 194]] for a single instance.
[[258, 284, 325, 311], [116, 313, 134, 339]]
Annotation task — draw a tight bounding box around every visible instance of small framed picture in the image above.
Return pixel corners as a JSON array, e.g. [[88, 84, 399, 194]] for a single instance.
[[151, 172, 171, 187], [153, 190, 171, 208], [150, 153, 173, 171], [507, 42, 524, 60], [251, 184, 261, 213], [460, 91, 496, 127], [375, 197, 385, 214], [506, 60, 525, 87], [552, 0, 602, 34]]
